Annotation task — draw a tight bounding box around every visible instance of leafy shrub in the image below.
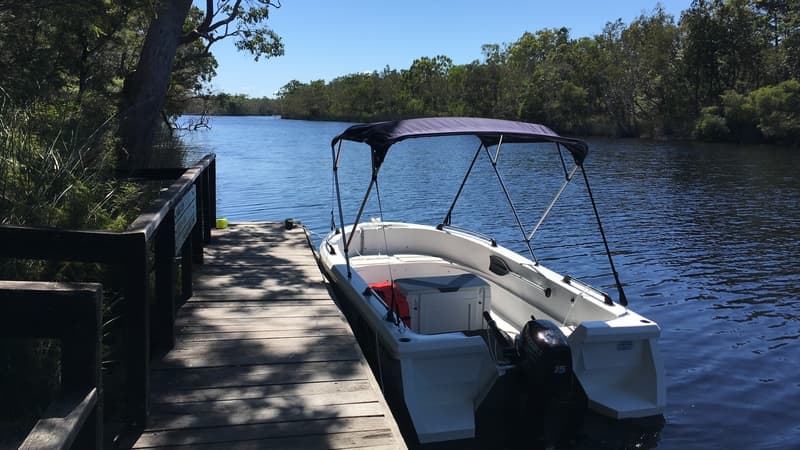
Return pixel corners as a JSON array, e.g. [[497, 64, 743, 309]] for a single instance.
[[693, 81, 800, 145], [721, 90, 761, 142], [693, 106, 730, 141], [750, 79, 800, 145]]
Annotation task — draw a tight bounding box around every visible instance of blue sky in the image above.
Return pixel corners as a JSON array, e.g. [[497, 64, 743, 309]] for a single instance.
[[207, 0, 693, 98]]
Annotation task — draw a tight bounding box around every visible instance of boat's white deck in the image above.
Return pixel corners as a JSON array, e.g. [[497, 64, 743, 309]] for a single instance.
[[350, 253, 575, 337]]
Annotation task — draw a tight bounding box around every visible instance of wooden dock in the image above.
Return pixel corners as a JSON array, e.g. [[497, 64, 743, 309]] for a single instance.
[[126, 222, 405, 449]]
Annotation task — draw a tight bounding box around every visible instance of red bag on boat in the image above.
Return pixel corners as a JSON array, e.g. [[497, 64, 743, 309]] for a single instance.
[[369, 281, 411, 327]]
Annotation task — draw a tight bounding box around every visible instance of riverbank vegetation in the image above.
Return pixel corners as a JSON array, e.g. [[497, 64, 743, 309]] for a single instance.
[[191, 0, 799, 145]]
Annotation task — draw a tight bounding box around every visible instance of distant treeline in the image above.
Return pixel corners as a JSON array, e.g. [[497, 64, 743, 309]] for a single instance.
[[184, 94, 282, 116], [187, 1, 800, 145]]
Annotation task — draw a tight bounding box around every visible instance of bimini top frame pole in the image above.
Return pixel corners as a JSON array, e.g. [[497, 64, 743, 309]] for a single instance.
[[443, 142, 483, 226], [483, 135, 538, 262], [527, 164, 579, 243], [331, 139, 352, 278], [331, 141, 387, 280], [443, 139, 575, 264], [581, 165, 629, 307]]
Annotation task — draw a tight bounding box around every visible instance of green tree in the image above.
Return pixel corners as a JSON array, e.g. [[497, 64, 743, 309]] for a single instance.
[[375, 66, 405, 119], [681, 0, 727, 111], [448, 45, 507, 118], [500, 28, 591, 131], [680, 0, 769, 110], [402, 55, 453, 116], [595, 20, 638, 135], [276, 79, 331, 119], [755, 0, 800, 80], [694, 79, 800, 144], [750, 78, 800, 143], [620, 6, 683, 135], [118, 0, 283, 169], [328, 73, 379, 120]]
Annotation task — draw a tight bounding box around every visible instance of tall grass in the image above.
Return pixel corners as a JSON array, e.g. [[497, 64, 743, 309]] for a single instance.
[[0, 90, 145, 425], [0, 90, 142, 230]]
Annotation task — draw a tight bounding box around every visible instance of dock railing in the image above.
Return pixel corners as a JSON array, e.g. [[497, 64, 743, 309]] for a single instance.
[[0, 153, 216, 443], [1, 281, 103, 449]]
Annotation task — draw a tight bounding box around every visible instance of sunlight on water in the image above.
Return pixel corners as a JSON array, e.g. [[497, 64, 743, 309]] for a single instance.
[[179, 116, 800, 449]]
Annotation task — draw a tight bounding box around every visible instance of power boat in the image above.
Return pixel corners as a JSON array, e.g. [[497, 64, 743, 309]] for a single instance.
[[317, 117, 665, 445]]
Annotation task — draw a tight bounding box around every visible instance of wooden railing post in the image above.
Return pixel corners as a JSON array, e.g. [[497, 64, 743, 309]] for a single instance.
[[123, 232, 150, 427], [208, 157, 217, 244], [201, 168, 212, 244], [192, 178, 206, 265], [153, 209, 176, 352], [180, 239, 194, 302], [60, 284, 103, 450]]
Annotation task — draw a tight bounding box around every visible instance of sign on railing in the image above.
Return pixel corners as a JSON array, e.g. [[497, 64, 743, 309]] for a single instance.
[[174, 185, 197, 254]]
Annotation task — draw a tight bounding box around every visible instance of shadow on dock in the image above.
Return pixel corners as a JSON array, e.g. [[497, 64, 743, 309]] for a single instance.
[[121, 222, 404, 449]]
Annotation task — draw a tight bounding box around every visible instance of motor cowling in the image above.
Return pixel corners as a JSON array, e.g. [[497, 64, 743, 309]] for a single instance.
[[515, 318, 573, 395], [514, 318, 583, 446]]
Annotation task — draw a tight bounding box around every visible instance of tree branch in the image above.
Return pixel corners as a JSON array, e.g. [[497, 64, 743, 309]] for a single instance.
[[161, 109, 175, 136], [201, 0, 214, 30], [181, 0, 243, 45], [205, 0, 242, 34]]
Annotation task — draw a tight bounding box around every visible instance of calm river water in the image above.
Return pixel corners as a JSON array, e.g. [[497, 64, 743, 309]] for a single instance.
[[179, 116, 800, 449]]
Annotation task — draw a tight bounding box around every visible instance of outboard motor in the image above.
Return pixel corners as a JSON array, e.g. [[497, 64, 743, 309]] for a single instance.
[[514, 316, 584, 446], [477, 313, 585, 448], [515, 318, 573, 395]]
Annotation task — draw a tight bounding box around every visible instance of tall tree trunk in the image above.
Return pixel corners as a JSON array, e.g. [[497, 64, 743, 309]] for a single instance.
[[117, 0, 192, 169]]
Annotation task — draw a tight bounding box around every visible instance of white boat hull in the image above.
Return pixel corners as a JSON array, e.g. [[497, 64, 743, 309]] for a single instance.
[[320, 221, 665, 443]]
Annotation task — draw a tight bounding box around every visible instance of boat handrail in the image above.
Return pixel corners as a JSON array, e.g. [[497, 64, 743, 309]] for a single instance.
[[562, 274, 614, 305], [509, 269, 552, 298], [436, 223, 497, 247]]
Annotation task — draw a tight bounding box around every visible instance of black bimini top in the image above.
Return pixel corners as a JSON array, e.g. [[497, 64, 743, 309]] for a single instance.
[[331, 117, 589, 165]]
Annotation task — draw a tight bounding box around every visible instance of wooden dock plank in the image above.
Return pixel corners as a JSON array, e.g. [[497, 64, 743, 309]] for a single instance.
[[170, 335, 358, 351], [134, 427, 396, 449], [191, 277, 328, 292], [154, 343, 361, 369], [152, 380, 374, 404], [151, 361, 370, 391], [188, 287, 333, 301], [180, 298, 336, 308], [147, 397, 386, 430], [175, 328, 356, 342], [126, 222, 405, 449], [177, 305, 344, 321], [175, 315, 352, 331], [131, 417, 394, 448]]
